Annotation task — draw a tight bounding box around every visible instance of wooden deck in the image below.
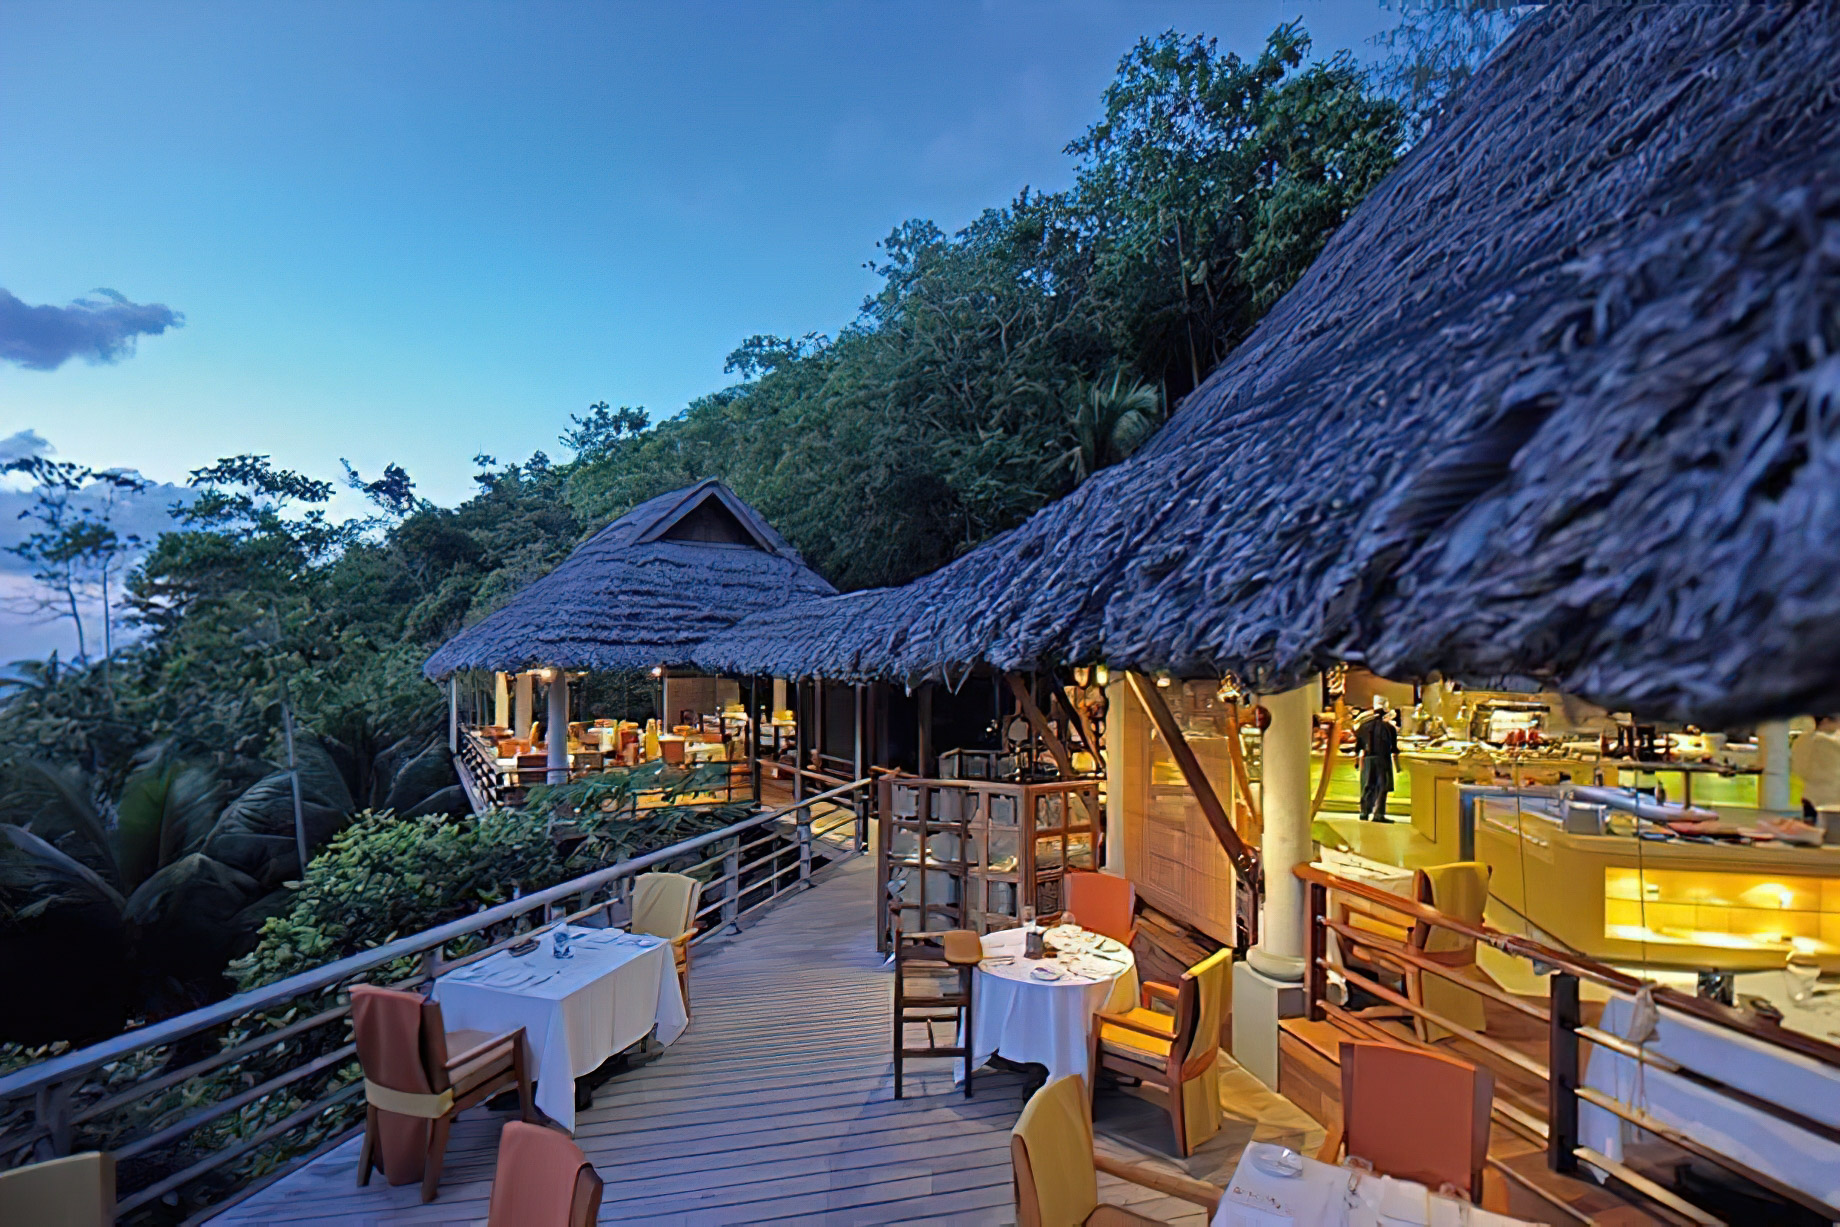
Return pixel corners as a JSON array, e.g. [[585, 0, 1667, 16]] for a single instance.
[[210, 854, 1316, 1225]]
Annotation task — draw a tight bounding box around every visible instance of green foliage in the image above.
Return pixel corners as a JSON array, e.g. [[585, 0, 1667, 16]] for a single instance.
[[231, 766, 747, 993]]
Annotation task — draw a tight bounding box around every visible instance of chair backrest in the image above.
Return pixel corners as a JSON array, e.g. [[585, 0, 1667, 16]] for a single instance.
[[487, 1121, 603, 1227], [1063, 871, 1135, 945], [1177, 947, 1234, 1072], [350, 984, 450, 1094], [0, 1151, 115, 1227], [1339, 1041, 1492, 1198], [631, 871, 701, 941], [1010, 1075, 1099, 1227], [1412, 862, 1491, 958]]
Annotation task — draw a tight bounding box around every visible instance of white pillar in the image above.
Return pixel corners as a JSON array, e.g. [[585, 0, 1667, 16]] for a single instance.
[[1761, 720, 1793, 812], [1103, 678, 1128, 874], [546, 671, 569, 784], [514, 672, 535, 740], [493, 671, 510, 729], [1250, 679, 1315, 980], [772, 677, 788, 716], [447, 678, 459, 752], [1233, 677, 1316, 1088]]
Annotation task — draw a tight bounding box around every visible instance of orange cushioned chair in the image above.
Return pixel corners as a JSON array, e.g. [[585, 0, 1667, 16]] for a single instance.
[[486, 1121, 603, 1227], [1319, 1041, 1493, 1203], [1062, 871, 1137, 947], [351, 985, 533, 1202]]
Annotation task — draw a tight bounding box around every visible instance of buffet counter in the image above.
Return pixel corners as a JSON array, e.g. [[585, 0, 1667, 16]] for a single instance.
[[1474, 793, 1840, 971]]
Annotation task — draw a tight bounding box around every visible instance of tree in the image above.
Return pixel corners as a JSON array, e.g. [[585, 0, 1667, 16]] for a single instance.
[[1374, 0, 1529, 134], [561, 402, 650, 462], [1056, 372, 1164, 484], [3, 456, 151, 671]]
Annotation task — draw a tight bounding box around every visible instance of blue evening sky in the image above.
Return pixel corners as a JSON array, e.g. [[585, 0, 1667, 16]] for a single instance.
[[0, 1, 1395, 659]]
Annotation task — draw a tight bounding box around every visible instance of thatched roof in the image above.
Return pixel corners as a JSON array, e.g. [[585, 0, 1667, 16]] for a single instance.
[[697, 4, 1840, 725], [424, 480, 836, 680]]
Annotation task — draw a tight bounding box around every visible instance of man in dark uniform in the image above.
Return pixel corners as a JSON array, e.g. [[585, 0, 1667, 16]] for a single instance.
[[1355, 698, 1401, 822]]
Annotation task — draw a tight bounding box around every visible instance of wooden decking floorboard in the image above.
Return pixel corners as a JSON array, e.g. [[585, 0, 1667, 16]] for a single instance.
[[209, 853, 1293, 1225]]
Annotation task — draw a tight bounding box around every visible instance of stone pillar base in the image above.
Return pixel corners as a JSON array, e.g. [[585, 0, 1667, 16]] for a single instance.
[[1231, 960, 1306, 1090]]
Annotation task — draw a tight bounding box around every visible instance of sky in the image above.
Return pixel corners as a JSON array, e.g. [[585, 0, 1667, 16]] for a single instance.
[[0, 0, 1398, 661]]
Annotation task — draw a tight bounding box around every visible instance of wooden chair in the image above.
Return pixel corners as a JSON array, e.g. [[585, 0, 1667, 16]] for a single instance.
[[486, 1121, 603, 1227], [1319, 1041, 1493, 1203], [1060, 870, 1138, 947], [1012, 1075, 1221, 1226], [1089, 947, 1231, 1156], [350, 985, 533, 1202], [892, 923, 981, 1099], [630, 871, 702, 1009], [1340, 862, 1491, 1043], [0, 1151, 114, 1226]]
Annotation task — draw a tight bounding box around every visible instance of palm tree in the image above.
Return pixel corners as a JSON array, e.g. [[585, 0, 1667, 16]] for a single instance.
[[1057, 372, 1165, 484]]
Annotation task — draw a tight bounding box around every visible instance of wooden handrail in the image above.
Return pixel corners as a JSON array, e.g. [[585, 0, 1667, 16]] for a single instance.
[[1297, 862, 1840, 1068]]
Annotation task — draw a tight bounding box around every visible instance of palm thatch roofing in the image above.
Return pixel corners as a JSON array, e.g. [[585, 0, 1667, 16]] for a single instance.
[[697, 4, 1840, 725], [424, 480, 836, 680]]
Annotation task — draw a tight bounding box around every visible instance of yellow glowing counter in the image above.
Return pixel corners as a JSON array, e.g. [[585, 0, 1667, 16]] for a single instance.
[[1475, 796, 1840, 971]]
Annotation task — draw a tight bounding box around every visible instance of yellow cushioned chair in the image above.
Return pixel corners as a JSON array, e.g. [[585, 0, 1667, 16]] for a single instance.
[[0, 1152, 115, 1226], [631, 871, 702, 1011], [1089, 946, 1231, 1156], [1011, 1075, 1221, 1227], [1339, 862, 1491, 1044]]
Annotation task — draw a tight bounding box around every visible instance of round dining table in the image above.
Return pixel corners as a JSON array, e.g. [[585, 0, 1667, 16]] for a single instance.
[[968, 924, 1138, 1085]]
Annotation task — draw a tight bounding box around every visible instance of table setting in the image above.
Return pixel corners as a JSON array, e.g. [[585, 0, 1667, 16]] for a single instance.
[[432, 922, 688, 1132], [1213, 1142, 1534, 1226], [967, 923, 1138, 1084]]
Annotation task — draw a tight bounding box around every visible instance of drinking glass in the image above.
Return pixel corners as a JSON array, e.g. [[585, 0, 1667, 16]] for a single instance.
[[553, 929, 574, 960], [1786, 950, 1821, 1004]]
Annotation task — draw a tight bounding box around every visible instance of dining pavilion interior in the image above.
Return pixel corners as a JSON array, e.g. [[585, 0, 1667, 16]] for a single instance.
[[8, 6, 1840, 1226]]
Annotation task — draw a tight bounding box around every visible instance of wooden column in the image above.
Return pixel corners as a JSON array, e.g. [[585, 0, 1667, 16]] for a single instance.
[[748, 676, 761, 803], [545, 670, 569, 785], [853, 683, 868, 850], [793, 679, 807, 814], [917, 683, 934, 778]]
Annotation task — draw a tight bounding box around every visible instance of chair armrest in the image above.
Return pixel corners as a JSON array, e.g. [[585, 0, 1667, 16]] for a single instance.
[[1093, 1154, 1222, 1212], [445, 1027, 523, 1071], [668, 931, 694, 948], [1140, 980, 1180, 1010], [1095, 1010, 1174, 1039]]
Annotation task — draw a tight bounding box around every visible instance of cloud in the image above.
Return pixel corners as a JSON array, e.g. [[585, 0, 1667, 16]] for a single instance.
[[0, 430, 51, 465], [0, 287, 184, 371]]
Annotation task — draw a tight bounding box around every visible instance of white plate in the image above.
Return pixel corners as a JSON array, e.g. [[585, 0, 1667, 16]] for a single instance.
[[1250, 1146, 1303, 1179], [1029, 966, 1064, 982]]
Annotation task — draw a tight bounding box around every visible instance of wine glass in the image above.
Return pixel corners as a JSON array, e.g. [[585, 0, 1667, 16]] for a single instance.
[[1786, 950, 1821, 1005]]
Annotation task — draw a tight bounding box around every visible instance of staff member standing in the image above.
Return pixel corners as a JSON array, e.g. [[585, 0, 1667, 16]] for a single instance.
[[1793, 715, 1840, 835], [1355, 699, 1401, 823]]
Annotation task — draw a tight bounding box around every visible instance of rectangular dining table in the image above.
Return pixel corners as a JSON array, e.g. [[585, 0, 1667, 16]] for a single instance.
[[431, 924, 688, 1131], [1214, 1143, 1534, 1226]]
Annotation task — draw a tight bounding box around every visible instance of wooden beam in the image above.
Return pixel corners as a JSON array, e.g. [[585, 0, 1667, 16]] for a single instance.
[[1126, 672, 1258, 888], [1048, 670, 1105, 775], [1004, 672, 1075, 779], [916, 683, 933, 777]]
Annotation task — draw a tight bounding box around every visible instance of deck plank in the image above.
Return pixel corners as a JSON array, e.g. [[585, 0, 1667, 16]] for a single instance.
[[210, 854, 1286, 1225]]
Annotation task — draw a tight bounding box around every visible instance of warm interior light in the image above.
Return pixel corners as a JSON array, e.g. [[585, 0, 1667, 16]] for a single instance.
[[1093, 664, 1110, 687], [1072, 665, 1091, 688], [1155, 672, 1172, 688], [650, 665, 664, 678]]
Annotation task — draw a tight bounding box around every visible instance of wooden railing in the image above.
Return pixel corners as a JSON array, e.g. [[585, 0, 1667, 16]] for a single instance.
[[1296, 863, 1840, 1226], [0, 778, 874, 1224], [453, 726, 747, 814]]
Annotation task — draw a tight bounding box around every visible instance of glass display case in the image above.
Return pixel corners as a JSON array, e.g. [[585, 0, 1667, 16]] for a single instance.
[[876, 775, 1099, 949]]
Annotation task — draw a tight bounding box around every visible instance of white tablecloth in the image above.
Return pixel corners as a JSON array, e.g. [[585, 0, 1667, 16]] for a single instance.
[[433, 925, 688, 1132], [1213, 1143, 1533, 1226], [968, 926, 1135, 1084], [1580, 993, 1840, 1207]]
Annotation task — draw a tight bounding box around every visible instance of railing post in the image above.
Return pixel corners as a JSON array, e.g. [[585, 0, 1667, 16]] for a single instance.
[[420, 946, 443, 983], [723, 843, 742, 934], [797, 808, 813, 889], [1305, 879, 1327, 1022], [1549, 970, 1581, 1174], [34, 1079, 73, 1159]]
